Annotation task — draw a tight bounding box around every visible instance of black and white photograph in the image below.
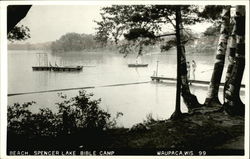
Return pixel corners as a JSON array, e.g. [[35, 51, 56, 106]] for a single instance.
[[0, 0, 249, 158]]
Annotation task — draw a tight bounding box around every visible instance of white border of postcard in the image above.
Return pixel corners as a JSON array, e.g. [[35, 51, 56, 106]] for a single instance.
[[1, 0, 249, 159]]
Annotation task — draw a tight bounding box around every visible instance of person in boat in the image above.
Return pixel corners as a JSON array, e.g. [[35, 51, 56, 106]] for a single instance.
[[186, 62, 191, 83], [191, 60, 197, 81]]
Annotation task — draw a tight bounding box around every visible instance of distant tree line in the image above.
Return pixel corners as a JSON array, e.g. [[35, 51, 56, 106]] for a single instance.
[[8, 42, 51, 50], [50, 33, 99, 52], [8, 32, 108, 52]]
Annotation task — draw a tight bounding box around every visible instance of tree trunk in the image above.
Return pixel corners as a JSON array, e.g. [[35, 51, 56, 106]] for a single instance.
[[178, 7, 201, 110], [204, 6, 231, 106], [223, 18, 236, 103], [223, 6, 245, 116], [170, 6, 182, 120]]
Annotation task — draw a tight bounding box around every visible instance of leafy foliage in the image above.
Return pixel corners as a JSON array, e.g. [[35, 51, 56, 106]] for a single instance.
[[50, 33, 98, 52], [7, 101, 60, 137], [198, 5, 224, 21], [8, 91, 121, 137], [160, 39, 177, 52], [95, 5, 203, 56], [203, 24, 220, 36], [56, 91, 112, 130], [7, 25, 30, 42], [118, 42, 133, 56], [124, 28, 156, 40]]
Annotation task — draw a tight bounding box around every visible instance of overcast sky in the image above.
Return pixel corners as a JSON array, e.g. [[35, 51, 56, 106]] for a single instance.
[[18, 5, 103, 43], [17, 5, 211, 44]]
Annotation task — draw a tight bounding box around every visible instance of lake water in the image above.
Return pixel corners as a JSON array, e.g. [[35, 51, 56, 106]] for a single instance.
[[8, 49, 245, 128]]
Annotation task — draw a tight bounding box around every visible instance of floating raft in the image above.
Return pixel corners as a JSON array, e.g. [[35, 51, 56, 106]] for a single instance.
[[128, 64, 148, 67], [32, 66, 52, 71], [151, 76, 245, 88], [32, 66, 83, 71]]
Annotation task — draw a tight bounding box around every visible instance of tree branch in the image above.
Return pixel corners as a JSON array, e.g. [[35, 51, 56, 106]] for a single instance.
[[156, 33, 176, 38], [165, 15, 176, 28]]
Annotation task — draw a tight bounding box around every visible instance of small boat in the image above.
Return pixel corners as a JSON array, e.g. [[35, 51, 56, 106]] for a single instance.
[[128, 56, 148, 67], [128, 64, 148, 67]]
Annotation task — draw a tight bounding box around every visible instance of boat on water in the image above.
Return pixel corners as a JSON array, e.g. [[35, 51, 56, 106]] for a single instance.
[[128, 64, 148, 67], [128, 56, 148, 67]]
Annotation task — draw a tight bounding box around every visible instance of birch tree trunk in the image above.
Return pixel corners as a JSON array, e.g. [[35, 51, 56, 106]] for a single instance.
[[204, 6, 231, 106], [223, 6, 245, 116], [223, 19, 236, 103]]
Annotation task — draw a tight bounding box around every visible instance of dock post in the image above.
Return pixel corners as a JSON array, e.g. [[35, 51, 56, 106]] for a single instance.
[[156, 60, 159, 77]]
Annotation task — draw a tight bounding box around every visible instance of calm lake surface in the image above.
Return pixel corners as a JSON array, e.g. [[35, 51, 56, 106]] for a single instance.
[[8, 49, 245, 127]]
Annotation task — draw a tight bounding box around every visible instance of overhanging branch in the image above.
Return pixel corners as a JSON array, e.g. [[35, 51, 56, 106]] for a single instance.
[[156, 33, 176, 38]]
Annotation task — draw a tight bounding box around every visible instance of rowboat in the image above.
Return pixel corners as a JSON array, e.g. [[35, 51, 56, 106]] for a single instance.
[[128, 64, 148, 67]]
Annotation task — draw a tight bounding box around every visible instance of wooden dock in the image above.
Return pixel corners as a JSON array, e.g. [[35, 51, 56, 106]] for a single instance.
[[52, 66, 83, 71], [32, 66, 83, 71], [151, 76, 245, 88], [32, 66, 52, 71]]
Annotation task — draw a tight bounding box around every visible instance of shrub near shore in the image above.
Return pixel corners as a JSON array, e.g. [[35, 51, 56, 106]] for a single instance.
[[7, 90, 244, 154], [8, 91, 120, 137]]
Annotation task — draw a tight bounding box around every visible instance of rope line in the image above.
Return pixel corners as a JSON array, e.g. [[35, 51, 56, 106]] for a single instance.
[[8, 81, 151, 97]]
